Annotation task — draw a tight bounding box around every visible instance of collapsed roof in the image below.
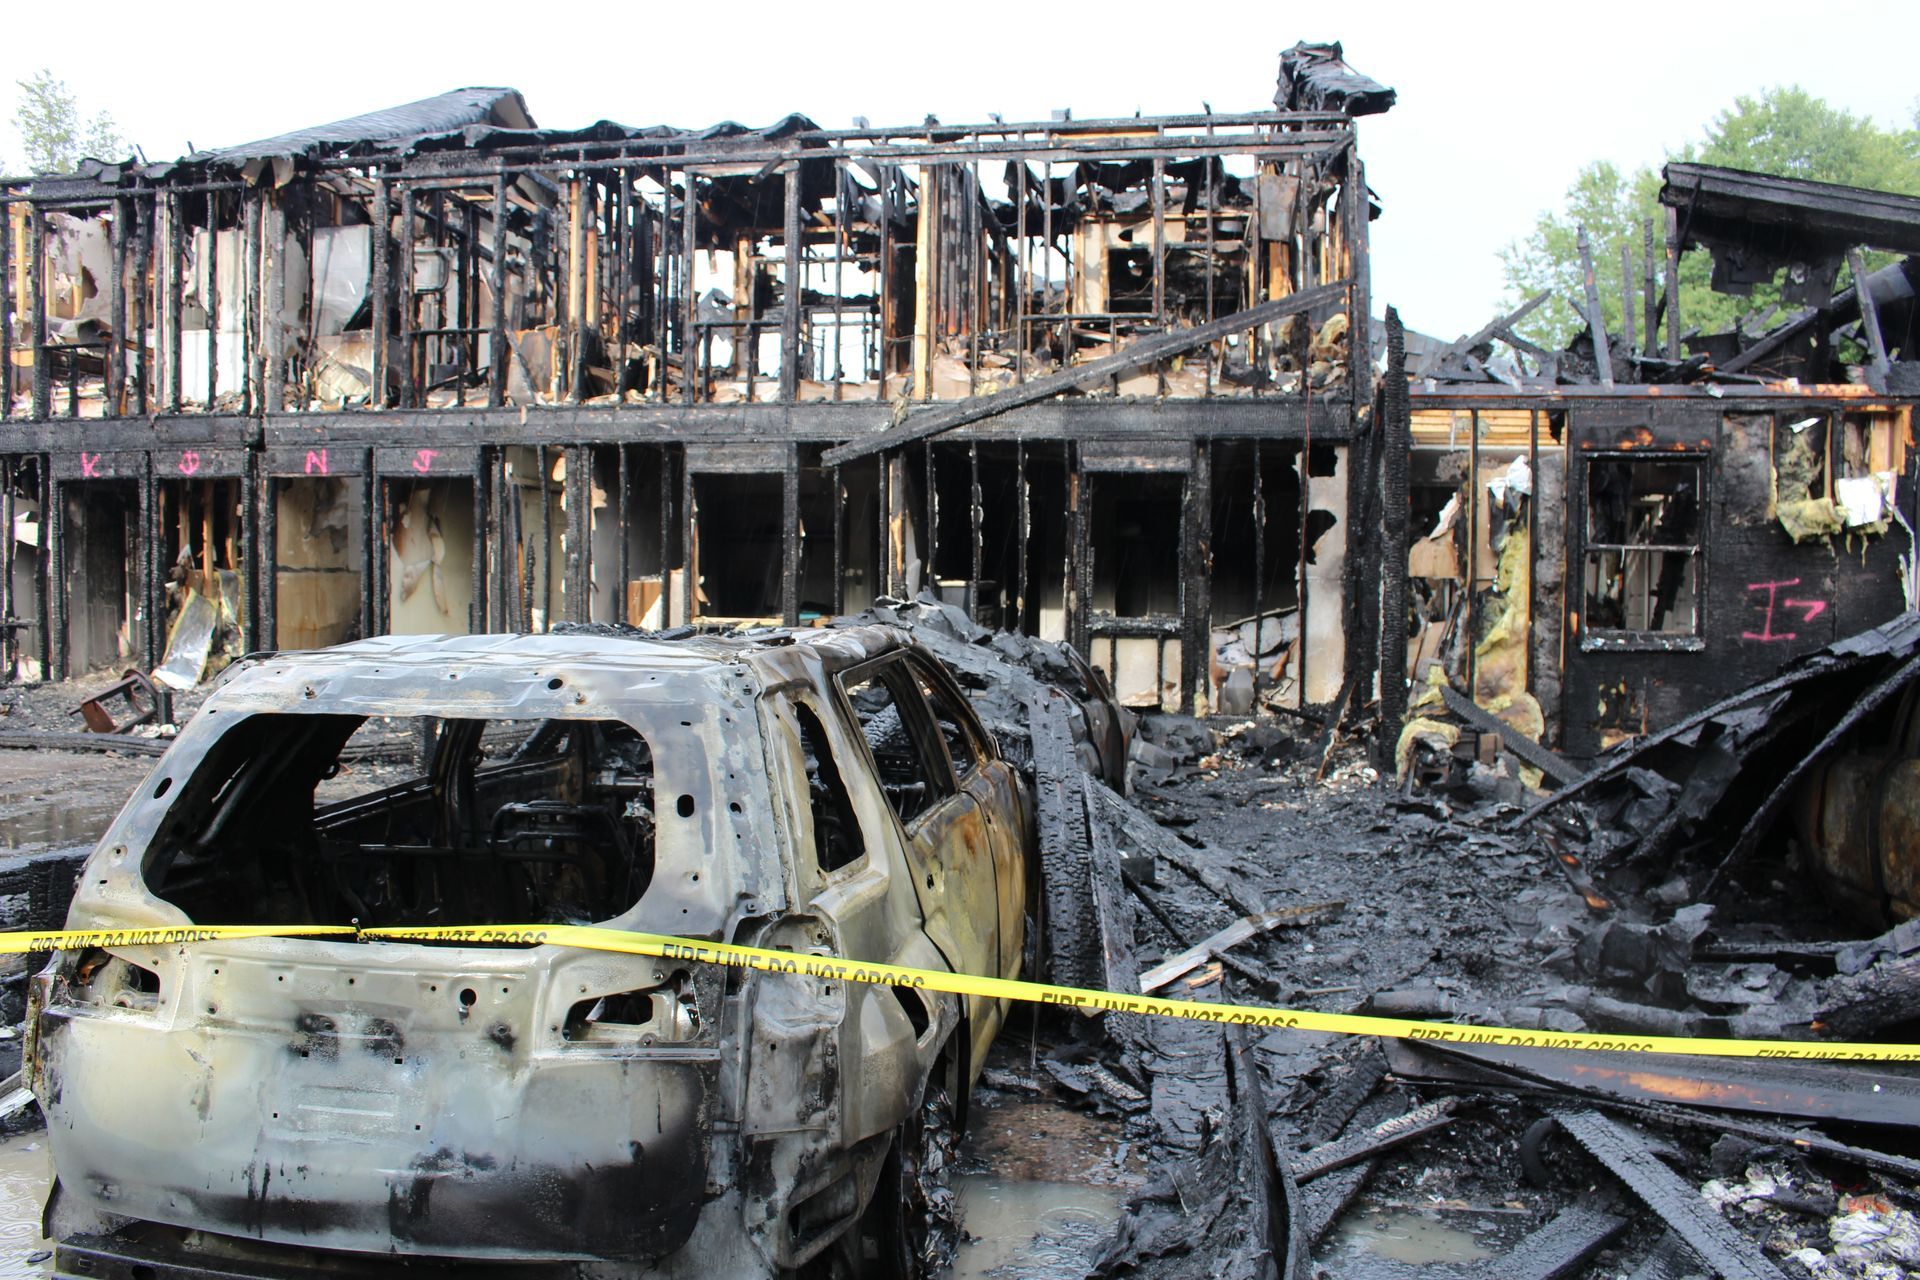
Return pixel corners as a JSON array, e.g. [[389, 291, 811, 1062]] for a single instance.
[[186, 86, 538, 170], [1662, 161, 1920, 285], [1412, 162, 1920, 393], [1274, 41, 1396, 117]]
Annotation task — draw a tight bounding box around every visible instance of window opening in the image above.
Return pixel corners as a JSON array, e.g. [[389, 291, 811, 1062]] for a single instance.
[[1774, 413, 1829, 507], [910, 664, 980, 782], [793, 702, 864, 873], [1584, 458, 1702, 638]]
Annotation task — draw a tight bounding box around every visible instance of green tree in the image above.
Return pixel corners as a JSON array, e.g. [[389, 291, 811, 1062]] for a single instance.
[[1501, 87, 1920, 352], [1498, 160, 1662, 351], [12, 69, 124, 175]]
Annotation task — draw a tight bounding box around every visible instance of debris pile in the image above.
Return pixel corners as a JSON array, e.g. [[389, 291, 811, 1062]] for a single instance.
[[962, 607, 1920, 1277]]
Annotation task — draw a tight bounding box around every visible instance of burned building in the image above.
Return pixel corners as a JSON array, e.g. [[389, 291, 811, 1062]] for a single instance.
[[1, 44, 1389, 718], [1390, 163, 1920, 763]]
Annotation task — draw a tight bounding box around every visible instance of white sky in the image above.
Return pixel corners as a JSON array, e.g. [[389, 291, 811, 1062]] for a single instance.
[[5, 0, 1917, 339]]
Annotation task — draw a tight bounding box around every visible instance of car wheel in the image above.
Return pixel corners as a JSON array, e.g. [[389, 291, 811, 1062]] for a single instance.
[[850, 1066, 961, 1278]]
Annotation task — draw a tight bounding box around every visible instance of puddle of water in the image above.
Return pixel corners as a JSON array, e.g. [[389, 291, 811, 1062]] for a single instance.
[[954, 1175, 1122, 1280], [950, 1078, 1140, 1280], [0, 804, 118, 855], [0, 1132, 50, 1278], [1326, 1208, 1495, 1267]]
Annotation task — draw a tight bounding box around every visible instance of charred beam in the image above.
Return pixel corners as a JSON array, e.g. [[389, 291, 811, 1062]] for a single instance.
[[1556, 1111, 1788, 1280], [821, 282, 1350, 465], [1577, 227, 1615, 390]]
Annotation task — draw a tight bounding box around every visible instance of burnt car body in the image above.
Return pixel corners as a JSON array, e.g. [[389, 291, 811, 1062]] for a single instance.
[[28, 625, 1031, 1277]]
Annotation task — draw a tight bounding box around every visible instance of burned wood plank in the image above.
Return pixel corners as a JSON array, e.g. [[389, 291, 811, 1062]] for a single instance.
[[1384, 1039, 1920, 1183], [820, 281, 1350, 465], [1620, 241, 1638, 353], [1491, 1204, 1630, 1280], [1290, 1097, 1459, 1181], [1695, 938, 1847, 968], [1027, 690, 1103, 991], [1703, 648, 1920, 896], [1140, 900, 1343, 993], [1091, 782, 1263, 918], [1555, 1111, 1788, 1280], [1438, 685, 1583, 785], [1304, 1048, 1388, 1144], [1665, 204, 1683, 361], [1299, 1161, 1371, 1243], [1715, 305, 1820, 375], [1231, 1025, 1311, 1280], [1849, 248, 1892, 393], [1643, 220, 1660, 356], [1427, 292, 1550, 373], [1081, 773, 1141, 996], [1507, 646, 1886, 830], [1626, 1234, 1694, 1280], [1494, 326, 1555, 361], [1817, 950, 1920, 1039], [1096, 997, 1309, 1275], [1577, 227, 1616, 390], [1379, 309, 1412, 759]]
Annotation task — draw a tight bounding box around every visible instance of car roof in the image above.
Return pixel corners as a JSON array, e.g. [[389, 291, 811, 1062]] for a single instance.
[[225, 625, 910, 684]]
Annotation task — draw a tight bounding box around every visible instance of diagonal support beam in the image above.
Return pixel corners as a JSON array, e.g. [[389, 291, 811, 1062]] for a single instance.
[[1428, 291, 1550, 372], [820, 280, 1350, 465]]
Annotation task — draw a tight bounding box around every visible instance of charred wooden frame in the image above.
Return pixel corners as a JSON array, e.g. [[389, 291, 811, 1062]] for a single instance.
[[1, 102, 1376, 717]]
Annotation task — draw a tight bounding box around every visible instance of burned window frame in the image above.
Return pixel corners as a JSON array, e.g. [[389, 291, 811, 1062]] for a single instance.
[[1578, 448, 1709, 653], [832, 653, 959, 832], [767, 688, 871, 879], [904, 652, 988, 783]]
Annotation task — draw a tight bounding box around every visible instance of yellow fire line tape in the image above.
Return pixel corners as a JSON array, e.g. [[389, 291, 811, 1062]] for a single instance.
[[362, 923, 1920, 1063], [6, 922, 1913, 1062], [0, 925, 356, 953]]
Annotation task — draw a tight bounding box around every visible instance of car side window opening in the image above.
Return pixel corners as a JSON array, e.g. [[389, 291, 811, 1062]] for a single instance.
[[911, 664, 981, 782], [142, 714, 659, 929], [839, 661, 952, 828], [792, 701, 865, 873]]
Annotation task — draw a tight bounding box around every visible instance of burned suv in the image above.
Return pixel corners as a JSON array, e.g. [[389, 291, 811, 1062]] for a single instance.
[[29, 625, 1031, 1277]]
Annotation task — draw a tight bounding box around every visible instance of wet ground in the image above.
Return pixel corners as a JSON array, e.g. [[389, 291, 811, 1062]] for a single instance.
[[0, 1133, 50, 1277], [954, 1060, 1144, 1279], [0, 751, 149, 857]]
